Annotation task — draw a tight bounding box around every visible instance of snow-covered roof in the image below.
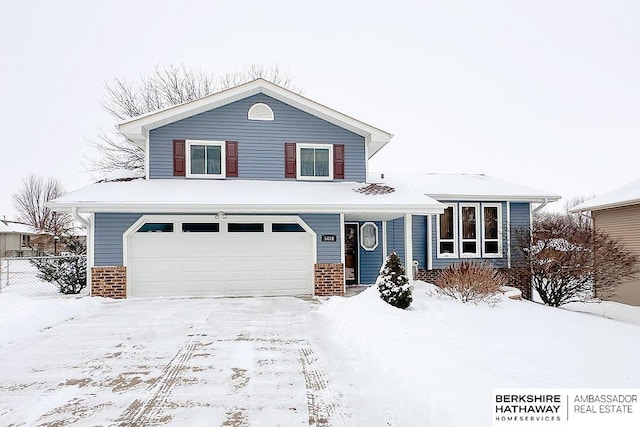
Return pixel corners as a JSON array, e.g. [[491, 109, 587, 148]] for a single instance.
[[48, 179, 444, 221], [571, 177, 640, 212], [371, 173, 561, 203], [0, 221, 41, 235], [118, 79, 393, 159]]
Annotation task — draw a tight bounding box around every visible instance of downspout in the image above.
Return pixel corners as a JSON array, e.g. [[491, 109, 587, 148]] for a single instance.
[[71, 207, 92, 295], [71, 207, 89, 228], [532, 198, 550, 214]]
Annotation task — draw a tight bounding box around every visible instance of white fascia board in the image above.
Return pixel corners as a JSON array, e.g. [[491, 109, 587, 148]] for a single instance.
[[117, 79, 392, 156], [430, 194, 561, 203], [569, 199, 640, 213], [50, 202, 445, 216]]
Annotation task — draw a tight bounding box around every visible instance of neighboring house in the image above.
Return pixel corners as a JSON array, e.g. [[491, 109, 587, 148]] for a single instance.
[[0, 220, 44, 256], [572, 178, 640, 306], [48, 79, 559, 299]]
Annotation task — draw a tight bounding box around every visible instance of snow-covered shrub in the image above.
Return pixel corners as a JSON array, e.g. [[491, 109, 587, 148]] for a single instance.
[[30, 238, 87, 295], [434, 261, 505, 305], [376, 252, 412, 309]]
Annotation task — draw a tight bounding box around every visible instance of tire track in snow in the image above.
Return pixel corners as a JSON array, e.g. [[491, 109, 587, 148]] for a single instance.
[[299, 343, 348, 427], [114, 339, 198, 426]]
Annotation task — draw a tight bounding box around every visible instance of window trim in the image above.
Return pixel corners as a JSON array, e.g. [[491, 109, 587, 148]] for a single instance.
[[459, 203, 481, 258], [436, 204, 458, 258], [248, 102, 274, 121], [296, 143, 333, 181], [481, 203, 503, 258], [185, 140, 226, 179], [360, 222, 379, 251]]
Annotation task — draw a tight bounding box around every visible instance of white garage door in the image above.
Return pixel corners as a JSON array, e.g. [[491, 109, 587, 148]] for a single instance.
[[127, 217, 314, 297]]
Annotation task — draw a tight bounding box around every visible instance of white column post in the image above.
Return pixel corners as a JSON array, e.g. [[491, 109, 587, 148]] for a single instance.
[[339, 213, 345, 291], [404, 214, 413, 281]]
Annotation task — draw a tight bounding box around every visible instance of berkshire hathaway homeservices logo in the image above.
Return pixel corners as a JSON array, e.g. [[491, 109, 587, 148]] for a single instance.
[[493, 389, 640, 426]]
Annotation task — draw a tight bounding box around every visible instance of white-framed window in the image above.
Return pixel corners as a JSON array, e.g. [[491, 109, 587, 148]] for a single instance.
[[186, 140, 226, 178], [459, 203, 480, 258], [360, 222, 379, 251], [481, 203, 502, 257], [297, 143, 333, 180], [248, 103, 274, 121], [436, 204, 458, 258]]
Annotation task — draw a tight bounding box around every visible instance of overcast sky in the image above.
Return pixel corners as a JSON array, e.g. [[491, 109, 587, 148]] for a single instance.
[[1, 0, 638, 219]]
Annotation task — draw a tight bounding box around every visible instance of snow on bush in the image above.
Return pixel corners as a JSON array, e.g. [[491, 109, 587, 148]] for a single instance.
[[30, 238, 87, 294], [434, 261, 506, 305], [376, 252, 412, 309]]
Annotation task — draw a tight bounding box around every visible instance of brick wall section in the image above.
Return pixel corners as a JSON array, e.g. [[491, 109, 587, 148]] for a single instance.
[[415, 269, 442, 284], [416, 268, 533, 300], [314, 263, 344, 296], [91, 266, 127, 299]]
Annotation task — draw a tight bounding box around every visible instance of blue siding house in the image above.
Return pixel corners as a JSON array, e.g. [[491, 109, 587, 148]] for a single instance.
[[49, 79, 559, 299]]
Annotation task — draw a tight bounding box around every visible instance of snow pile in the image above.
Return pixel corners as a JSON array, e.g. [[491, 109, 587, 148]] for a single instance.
[[564, 300, 640, 326], [316, 281, 640, 426], [0, 294, 102, 345]]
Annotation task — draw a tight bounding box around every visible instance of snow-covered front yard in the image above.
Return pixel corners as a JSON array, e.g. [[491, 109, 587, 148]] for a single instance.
[[1, 282, 639, 426]]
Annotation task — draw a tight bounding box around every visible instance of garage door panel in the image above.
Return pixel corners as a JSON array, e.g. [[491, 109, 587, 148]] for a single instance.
[[128, 218, 315, 297]]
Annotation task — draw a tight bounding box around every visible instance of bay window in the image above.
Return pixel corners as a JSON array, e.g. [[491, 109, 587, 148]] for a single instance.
[[437, 205, 457, 257]]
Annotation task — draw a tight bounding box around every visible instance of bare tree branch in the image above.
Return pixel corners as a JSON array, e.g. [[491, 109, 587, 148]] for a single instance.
[[89, 63, 300, 177], [12, 174, 73, 235]]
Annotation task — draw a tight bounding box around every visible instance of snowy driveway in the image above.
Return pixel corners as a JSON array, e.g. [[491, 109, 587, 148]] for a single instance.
[[0, 296, 346, 426]]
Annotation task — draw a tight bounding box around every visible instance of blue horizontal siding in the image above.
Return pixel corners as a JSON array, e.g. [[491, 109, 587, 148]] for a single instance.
[[299, 214, 341, 264], [412, 215, 427, 269], [509, 202, 531, 266], [358, 221, 384, 284], [149, 93, 366, 181], [94, 213, 142, 266], [386, 217, 406, 270]]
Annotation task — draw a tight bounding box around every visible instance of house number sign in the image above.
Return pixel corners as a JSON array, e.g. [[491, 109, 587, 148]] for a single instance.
[[321, 235, 337, 242]]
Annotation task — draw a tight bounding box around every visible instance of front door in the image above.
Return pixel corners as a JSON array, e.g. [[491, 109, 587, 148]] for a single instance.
[[344, 223, 358, 285]]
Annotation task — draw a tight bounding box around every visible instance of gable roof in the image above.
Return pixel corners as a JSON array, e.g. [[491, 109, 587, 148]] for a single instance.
[[372, 172, 561, 203], [571, 177, 640, 212], [117, 79, 393, 158]]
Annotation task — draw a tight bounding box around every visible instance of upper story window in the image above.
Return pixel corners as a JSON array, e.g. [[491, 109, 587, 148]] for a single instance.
[[248, 103, 274, 121], [297, 143, 333, 180], [437, 205, 458, 257], [186, 140, 226, 178]]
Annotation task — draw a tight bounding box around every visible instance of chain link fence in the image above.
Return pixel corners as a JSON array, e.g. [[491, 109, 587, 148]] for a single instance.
[[0, 256, 89, 297]]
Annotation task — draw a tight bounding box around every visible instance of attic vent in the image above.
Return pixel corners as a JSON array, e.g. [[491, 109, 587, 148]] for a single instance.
[[248, 103, 274, 121]]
